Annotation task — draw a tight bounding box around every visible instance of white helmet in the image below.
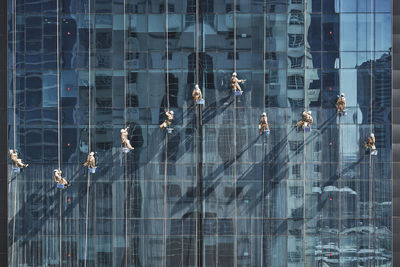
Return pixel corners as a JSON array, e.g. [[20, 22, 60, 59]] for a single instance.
[[307, 111, 312, 115], [53, 169, 58, 172], [169, 110, 174, 115], [195, 84, 199, 88], [370, 133, 374, 137], [340, 93, 344, 97], [262, 112, 266, 116], [9, 149, 13, 153], [232, 72, 237, 76], [121, 129, 124, 133], [90, 152, 95, 156]]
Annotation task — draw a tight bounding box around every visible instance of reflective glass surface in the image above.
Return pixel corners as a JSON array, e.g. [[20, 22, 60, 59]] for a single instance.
[[8, 0, 392, 266]]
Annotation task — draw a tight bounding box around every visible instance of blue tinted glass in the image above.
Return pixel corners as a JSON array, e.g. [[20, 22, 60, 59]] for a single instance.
[[7, 0, 393, 265]]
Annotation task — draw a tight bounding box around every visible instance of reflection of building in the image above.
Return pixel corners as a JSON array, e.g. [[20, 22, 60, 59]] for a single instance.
[[357, 52, 392, 159], [4, 0, 394, 266]]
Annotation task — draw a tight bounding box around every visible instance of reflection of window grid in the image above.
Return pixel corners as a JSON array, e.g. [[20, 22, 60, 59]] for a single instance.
[[159, 3, 175, 12], [291, 0, 303, 3], [265, 52, 277, 60], [288, 98, 305, 108], [289, 141, 303, 154], [167, 184, 181, 198], [288, 34, 304, 48], [289, 10, 304, 25], [291, 165, 301, 178], [314, 164, 320, 173], [289, 184, 303, 196], [265, 70, 278, 84], [375, 128, 385, 147], [287, 75, 304, 90], [289, 56, 304, 68], [265, 95, 278, 106]]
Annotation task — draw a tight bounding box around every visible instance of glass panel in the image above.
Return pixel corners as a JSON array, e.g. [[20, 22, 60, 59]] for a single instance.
[[7, 0, 392, 265]]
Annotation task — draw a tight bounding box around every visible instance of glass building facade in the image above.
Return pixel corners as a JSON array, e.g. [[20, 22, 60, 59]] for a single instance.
[[7, 0, 392, 266]]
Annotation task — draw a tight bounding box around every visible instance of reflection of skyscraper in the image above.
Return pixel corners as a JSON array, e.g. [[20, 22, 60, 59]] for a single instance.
[[3, 0, 395, 266]]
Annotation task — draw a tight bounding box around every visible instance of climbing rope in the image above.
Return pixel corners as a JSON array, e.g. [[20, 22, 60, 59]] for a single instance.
[[260, 2, 267, 266], [11, 0, 18, 265], [301, 0, 307, 264], [56, 0, 63, 266], [162, 0, 169, 265], [368, 0, 375, 260], [232, 0, 238, 266], [123, 0, 129, 265], [194, 0, 203, 265], [83, 0, 92, 265]]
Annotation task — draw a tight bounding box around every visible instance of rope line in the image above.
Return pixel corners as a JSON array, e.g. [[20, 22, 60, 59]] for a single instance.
[[124, 0, 127, 125], [195, 0, 199, 86], [302, 0, 307, 265], [233, 1, 238, 266], [368, 0, 375, 261], [260, 2, 267, 266], [56, 0, 63, 266], [163, 1, 169, 266], [166, 0, 170, 109], [233, 0, 237, 73], [57, 0, 61, 171], [11, 0, 18, 265], [194, 0, 202, 265], [83, 0, 92, 265], [123, 2, 129, 265], [13, 1, 17, 150]]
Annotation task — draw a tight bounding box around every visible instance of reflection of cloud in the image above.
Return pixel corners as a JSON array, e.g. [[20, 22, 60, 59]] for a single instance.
[[312, 185, 357, 195]]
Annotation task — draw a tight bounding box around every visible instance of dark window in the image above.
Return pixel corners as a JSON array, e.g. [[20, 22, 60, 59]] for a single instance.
[[265, 52, 277, 60], [129, 72, 137, 83], [289, 184, 303, 196], [289, 56, 304, 68], [288, 98, 305, 108], [291, 165, 301, 178], [159, 3, 175, 12], [266, 70, 278, 84], [289, 141, 303, 153], [288, 34, 304, 48], [228, 52, 239, 60], [289, 10, 304, 25], [266, 27, 273, 37]]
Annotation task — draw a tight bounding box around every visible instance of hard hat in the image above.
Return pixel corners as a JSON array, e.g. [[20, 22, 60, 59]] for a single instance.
[[90, 152, 94, 156], [262, 112, 266, 116], [9, 149, 13, 153], [232, 72, 237, 76], [195, 84, 199, 88], [121, 129, 124, 133], [169, 110, 174, 114], [53, 169, 58, 172], [340, 93, 344, 97], [307, 111, 312, 114], [370, 133, 374, 137]]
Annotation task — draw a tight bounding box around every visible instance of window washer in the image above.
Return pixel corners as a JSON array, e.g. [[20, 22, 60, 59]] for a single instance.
[[259, 112, 270, 134], [231, 72, 246, 92], [9, 149, 28, 168], [53, 169, 70, 187], [121, 127, 134, 150], [160, 110, 174, 130]]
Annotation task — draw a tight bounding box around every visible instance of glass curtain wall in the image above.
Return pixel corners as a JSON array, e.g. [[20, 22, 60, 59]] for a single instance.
[[7, 0, 392, 266]]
